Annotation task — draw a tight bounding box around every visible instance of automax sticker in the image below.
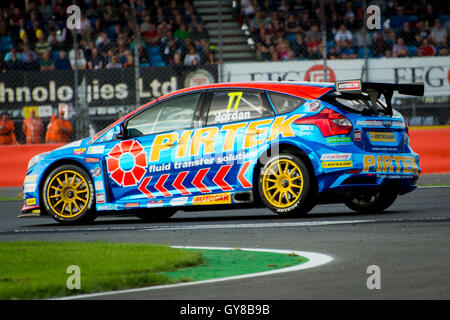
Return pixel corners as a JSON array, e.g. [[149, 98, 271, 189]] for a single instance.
[[192, 193, 232, 205]]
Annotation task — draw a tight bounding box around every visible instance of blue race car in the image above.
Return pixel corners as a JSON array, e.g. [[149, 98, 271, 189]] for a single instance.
[[21, 80, 424, 224]]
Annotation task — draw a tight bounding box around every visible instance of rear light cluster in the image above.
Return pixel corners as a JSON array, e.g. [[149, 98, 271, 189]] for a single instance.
[[294, 108, 353, 137]]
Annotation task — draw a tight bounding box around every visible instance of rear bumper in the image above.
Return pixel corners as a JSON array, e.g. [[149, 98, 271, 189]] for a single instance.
[[318, 151, 420, 195]]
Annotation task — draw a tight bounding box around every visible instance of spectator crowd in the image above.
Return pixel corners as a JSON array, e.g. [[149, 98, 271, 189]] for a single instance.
[[0, 0, 215, 73], [239, 0, 449, 61]]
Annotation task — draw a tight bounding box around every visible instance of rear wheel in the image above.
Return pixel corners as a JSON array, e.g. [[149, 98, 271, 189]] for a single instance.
[[344, 190, 398, 213], [42, 164, 97, 225], [258, 154, 315, 217], [136, 208, 177, 222]]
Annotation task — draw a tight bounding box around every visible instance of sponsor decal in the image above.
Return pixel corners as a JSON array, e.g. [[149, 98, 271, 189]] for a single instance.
[[354, 130, 362, 141], [73, 148, 86, 155], [309, 100, 321, 112], [147, 200, 164, 208], [97, 203, 119, 211], [149, 115, 302, 162], [368, 131, 396, 143], [363, 155, 419, 174], [326, 136, 351, 144], [193, 193, 232, 205], [124, 202, 140, 208], [26, 198, 36, 205], [94, 181, 104, 191], [24, 175, 38, 183], [84, 157, 101, 163], [296, 125, 314, 135], [356, 120, 383, 126], [321, 161, 353, 168], [91, 167, 102, 177], [106, 140, 147, 187], [87, 145, 105, 154], [170, 197, 188, 206], [96, 193, 105, 204], [383, 120, 393, 128], [23, 183, 36, 193], [336, 80, 361, 92], [356, 120, 405, 128], [320, 153, 352, 161]]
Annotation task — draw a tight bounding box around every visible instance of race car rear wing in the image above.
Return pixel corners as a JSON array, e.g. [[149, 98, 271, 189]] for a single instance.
[[335, 80, 424, 116]]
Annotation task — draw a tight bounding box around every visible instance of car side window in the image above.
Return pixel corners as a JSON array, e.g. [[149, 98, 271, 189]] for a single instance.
[[126, 93, 201, 137], [268, 92, 306, 114], [207, 90, 274, 125]]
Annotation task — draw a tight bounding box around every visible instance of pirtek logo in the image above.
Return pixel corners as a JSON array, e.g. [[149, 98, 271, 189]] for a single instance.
[[148, 114, 303, 162], [363, 155, 419, 174]]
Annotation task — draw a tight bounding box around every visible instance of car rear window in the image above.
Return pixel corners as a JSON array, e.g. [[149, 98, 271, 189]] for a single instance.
[[267, 92, 306, 114], [322, 93, 389, 115]]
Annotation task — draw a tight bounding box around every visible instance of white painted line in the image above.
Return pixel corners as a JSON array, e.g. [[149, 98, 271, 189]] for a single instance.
[[418, 185, 450, 188], [139, 219, 375, 231], [56, 247, 333, 300]]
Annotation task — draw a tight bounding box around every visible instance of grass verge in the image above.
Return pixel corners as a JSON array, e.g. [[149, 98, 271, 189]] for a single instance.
[[162, 249, 308, 282], [0, 196, 20, 201], [0, 242, 308, 300], [0, 242, 203, 300]]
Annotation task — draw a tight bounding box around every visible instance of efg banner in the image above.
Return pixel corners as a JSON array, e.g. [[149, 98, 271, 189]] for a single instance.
[[0, 65, 218, 117], [222, 57, 450, 98]]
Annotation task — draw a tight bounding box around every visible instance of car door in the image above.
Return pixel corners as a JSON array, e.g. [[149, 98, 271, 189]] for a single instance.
[[104, 92, 204, 205], [196, 89, 275, 196]]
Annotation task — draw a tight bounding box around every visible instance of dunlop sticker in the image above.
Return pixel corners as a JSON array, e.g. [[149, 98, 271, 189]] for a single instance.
[[321, 161, 353, 168], [368, 132, 396, 143]]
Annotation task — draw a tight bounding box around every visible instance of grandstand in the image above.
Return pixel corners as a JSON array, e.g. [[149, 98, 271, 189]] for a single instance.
[[0, 0, 448, 70]]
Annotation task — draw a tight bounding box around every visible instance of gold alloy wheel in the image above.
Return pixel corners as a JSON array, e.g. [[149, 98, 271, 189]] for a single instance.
[[262, 158, 304, 208], [46, 170, 90, 218]]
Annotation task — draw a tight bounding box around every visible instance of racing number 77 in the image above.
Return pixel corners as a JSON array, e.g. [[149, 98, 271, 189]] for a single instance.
[[227, 92, 243, 110]]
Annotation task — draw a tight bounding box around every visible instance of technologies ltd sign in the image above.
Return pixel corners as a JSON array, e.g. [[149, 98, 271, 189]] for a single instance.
[[0, 66, 217, 110]]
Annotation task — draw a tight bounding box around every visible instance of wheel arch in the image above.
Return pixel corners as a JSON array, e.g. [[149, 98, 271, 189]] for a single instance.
[[252, 142, 320, 204], [38, 158, 90, 207]]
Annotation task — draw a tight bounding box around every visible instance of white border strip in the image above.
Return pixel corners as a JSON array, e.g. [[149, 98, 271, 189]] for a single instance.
[[56, 247, 333, 300]]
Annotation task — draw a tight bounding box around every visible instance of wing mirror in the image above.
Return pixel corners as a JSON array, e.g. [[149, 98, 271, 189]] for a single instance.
[[113, 123, 125, 139]]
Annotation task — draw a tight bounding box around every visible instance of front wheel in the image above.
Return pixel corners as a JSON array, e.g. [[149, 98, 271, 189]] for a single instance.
[[258, 154, 316, 217], [42, 164, 97, 225], [344, 190, 398, 213]]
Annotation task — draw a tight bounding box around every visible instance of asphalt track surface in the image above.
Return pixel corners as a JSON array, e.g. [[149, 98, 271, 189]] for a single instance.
[[0, 186, 449, 300]]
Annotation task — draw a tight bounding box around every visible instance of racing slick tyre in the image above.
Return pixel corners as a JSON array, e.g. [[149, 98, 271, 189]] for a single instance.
[[42, 164, 97, 225], [344, 190, 398, 213], [258, 153, 315, 217], [136, 208, 177, 222]]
